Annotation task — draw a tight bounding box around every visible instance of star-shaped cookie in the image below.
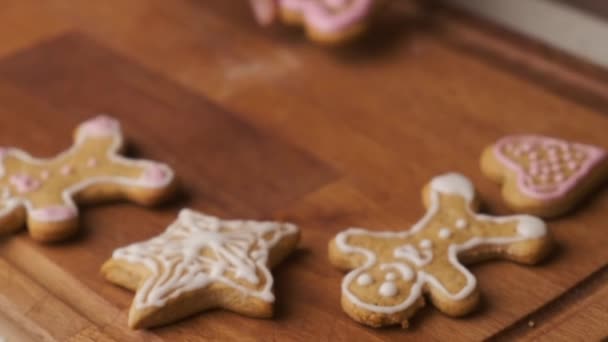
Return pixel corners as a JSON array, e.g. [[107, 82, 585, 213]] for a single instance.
[[102, 209, 300, 329], [481, 134, 608, 217]]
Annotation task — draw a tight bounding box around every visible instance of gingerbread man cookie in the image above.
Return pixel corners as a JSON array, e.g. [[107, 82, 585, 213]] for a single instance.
[[328, 173, 551, 328], [102, 209, 300, 329], [278, 0, 382, 44], [0, 115, 176, 242], [481, 135, 608, 217]]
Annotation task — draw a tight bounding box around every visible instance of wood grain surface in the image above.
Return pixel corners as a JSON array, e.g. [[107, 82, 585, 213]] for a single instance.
[[0, 1, 606, 341]]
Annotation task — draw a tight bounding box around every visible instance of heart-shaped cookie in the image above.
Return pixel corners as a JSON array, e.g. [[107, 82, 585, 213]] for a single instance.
[[481, 135, 608, 217]]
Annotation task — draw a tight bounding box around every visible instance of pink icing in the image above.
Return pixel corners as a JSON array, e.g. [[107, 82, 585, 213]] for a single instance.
[[279, 0, 373, 33], [40, 170, 50, 180], [30, 205, 77, 222], [77, 115, 120, 138], [87, 157, 98, 167], [60, 165, 74, 176], [0, 148, 7, 159], [494, 135, 607, 200], [9, 174, 41, 193], [139, 163, 170, 186]]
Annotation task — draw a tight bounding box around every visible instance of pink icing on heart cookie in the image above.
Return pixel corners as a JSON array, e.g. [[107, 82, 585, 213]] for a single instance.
[[494, 135, 606, 200]]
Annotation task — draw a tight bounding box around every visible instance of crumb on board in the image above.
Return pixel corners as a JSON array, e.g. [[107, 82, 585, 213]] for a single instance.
[[528, 320, 536, 328]]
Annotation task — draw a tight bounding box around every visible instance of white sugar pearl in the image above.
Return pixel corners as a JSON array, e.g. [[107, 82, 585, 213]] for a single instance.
[[378, 282, 398, 297], [357, 273, 373, 286], [419, 239, 432, 249], [438, 228, 452, 239], [455, 218, 468, 229]]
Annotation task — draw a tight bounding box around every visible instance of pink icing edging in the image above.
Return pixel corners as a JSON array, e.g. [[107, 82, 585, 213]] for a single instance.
[[77, 115, 120, 138], [9, 174, 41, 194], [30, 205, 77, 222], [494, 135, 607, 200], [279, 0, 373, 33], [139, 163, 171, 187]]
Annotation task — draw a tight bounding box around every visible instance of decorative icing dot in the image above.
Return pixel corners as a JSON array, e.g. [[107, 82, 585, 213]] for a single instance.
[[378, 282, 398, 297], [528, 152, 538, 160], [455, 219, 467, 229], [419, 239, 432, 249], [40, 170, 50, 180], [357, 273, 373, 286], [554, 173, 565, 182], [568, 161, 578, 170], [438, 228, 451, 240], [549, 154, 560, 163], [60, 165, 73, 176], [385, 272, 397, 281], [551, 164, 561, 172], [9, 174, 41, 193], [87, 157, 98, 167]]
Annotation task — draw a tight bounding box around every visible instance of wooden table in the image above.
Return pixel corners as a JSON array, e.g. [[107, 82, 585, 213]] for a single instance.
[[0, 1, 607, 341]]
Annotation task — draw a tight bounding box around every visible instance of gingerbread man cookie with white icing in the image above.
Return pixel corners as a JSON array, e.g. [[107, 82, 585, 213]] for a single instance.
[[278, 0, 383, 44], [328, 173, 551, 328], [481, 135, 608, 217], [0, 115, 176, 242], [102, 209, 300, 329]]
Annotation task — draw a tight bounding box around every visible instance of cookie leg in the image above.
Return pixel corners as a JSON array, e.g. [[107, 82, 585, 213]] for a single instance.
[[423, 263, 479, 317], [26, 194, 79, 242], [0, 200, 26, 237]]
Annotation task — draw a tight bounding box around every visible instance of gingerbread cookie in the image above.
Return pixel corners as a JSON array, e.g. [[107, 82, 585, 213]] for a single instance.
[[102, 209, 300, 329], [481, 135, 608, 217], [328, 173, 551, 328], [0, 115, 176, 242], [278, 0, 382, 44]]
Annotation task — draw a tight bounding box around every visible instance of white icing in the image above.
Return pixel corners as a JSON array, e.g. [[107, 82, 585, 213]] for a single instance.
[[112, 209, 298, 309], [393, 244, 433, 267], [335, 172, 547, 315], [385, 272, 396, 281], [515, 216, 546, 239], [429, 173, 475, 201], [356, 273, 373, 286], [455, 218, 467, 229], [419, 239, 432, 249], [381, 263, 414, 281], [438, 228, 451, 239], [378, 282, 398, 297], [0, 115, 175, 223]]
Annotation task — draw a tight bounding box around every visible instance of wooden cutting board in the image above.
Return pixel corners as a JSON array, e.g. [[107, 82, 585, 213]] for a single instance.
[[0, 1, 607, 341]]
